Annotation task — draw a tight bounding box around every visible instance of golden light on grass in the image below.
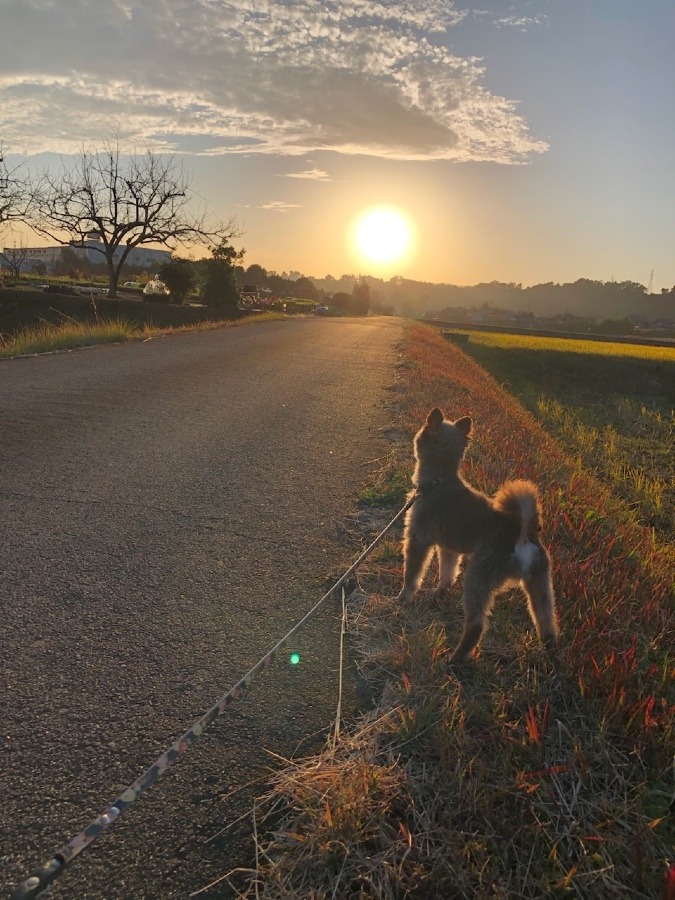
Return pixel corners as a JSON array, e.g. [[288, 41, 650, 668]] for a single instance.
[[0, 312, 285, 359], [350, 205, 415, 269]]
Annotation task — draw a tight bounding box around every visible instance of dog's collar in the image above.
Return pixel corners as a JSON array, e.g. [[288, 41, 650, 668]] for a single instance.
[[414, 478, 442, 496]]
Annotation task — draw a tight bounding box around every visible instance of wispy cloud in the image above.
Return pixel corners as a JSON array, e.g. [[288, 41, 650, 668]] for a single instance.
[[493, 14, 547, 30], [0, 0, 547, 163], [280, 168, 331, 181], [259, 201, 302, 212]]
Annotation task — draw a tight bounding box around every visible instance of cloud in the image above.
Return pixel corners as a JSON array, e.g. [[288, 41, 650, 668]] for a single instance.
[[493, 15, 547, 30], [280, 168, 331, 181], [259, 200, 302, 212], [0, 0, 548, 163]]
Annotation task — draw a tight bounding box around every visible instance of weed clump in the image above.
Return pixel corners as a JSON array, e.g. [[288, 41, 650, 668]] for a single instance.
[[0, 317, 137, 357]]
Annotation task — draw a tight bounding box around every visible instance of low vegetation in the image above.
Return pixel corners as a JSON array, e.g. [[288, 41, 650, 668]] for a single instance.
[[0, 268, 374, 348], [230, 324, 673, 899], [0, 310, 286, 359], [0, 317, 136, 357], [443, 330, 674, 544]]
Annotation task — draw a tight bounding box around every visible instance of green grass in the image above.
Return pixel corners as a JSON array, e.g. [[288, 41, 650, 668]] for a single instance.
[[357, 469, 411, 507], [536, 395, 673, 534], [444, 329, 675, 541]]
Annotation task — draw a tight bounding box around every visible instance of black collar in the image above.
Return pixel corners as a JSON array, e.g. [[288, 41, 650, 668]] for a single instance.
[[415, 478, 442, 496]]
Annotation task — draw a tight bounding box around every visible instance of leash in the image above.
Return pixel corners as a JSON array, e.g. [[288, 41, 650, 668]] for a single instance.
[[11, 490, 420, 899]]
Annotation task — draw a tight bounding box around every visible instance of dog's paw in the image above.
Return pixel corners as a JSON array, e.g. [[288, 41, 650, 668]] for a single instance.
[[448, 650, 472, 667], [546, 644, 565, 674], [396, 588, 413, 603]]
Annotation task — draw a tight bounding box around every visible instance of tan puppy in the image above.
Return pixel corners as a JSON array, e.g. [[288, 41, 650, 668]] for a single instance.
[[397, 408, 558, 663]]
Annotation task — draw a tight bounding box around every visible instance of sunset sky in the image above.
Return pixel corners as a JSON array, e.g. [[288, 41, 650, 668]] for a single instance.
[[1, 0, 674, 290]]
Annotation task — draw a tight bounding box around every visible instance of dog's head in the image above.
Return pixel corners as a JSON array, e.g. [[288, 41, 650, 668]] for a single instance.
[[413, 408, 473, 475]]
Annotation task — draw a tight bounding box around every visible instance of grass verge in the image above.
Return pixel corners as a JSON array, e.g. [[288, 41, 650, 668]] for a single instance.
[[228, 324, 673, 899], [0, 311, 287, 359]]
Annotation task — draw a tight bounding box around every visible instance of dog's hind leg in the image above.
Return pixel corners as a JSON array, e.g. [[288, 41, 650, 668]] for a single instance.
[[521, 553, 558, 652], [397, 536, 434, 603], [436, 547, 462, 591], [449, 557, 502, 664]]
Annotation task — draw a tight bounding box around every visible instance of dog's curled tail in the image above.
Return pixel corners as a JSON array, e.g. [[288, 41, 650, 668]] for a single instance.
[[493, 479, 542, 543]]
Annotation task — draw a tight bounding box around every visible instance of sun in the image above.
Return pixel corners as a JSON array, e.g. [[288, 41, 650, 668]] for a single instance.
[[351, 206, 414, 268]]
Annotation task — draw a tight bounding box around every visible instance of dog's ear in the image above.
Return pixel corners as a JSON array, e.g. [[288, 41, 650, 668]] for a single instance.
[[454, 416, 473, 439], [426, 408, 444, 430]]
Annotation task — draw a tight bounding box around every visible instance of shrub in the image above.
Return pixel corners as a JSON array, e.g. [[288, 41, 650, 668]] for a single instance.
[[200, 240, 242, 310], [158, 257, 196, 303]]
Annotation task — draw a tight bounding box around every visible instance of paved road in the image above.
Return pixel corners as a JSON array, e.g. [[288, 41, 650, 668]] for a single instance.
[[0, 317, 402, 898]]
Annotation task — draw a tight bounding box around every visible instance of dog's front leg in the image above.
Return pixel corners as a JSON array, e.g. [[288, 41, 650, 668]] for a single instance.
[[397, 535, 433, 603]]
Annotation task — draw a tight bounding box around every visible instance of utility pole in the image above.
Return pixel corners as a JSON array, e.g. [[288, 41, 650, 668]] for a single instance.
[[647, 269, 654, 293]]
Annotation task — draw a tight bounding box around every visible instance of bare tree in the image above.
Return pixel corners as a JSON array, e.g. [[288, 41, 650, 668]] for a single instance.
[[0, 240, 30, 279], [0, 144, 30, 228], [29, 142, 238, 297]]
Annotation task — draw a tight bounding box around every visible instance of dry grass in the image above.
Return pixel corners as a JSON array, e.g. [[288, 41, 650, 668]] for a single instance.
[[0, 317, 137, 357], [222, 324, 674, 899], [0, 311, 286, 359]]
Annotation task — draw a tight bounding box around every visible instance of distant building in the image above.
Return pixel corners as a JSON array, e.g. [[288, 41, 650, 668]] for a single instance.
[[2, 237, 171, 274], [3, 245, 63, 271], [76, 237, 171, 270]]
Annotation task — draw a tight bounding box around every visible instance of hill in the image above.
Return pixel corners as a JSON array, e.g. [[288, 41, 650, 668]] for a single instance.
[[310, 274, 675, 322]]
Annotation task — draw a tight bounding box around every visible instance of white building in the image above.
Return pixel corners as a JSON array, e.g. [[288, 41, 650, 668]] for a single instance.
[[77, 237, 171, 269], [2, 238, 171, 274], [2, 245, 63, 270]]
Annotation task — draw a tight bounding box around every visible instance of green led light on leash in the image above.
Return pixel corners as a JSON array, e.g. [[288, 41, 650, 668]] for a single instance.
[[289, 652, 301, 665]]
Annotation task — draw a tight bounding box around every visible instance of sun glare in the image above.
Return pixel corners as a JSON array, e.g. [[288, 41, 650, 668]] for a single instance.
[[351, 206, 414, 268]]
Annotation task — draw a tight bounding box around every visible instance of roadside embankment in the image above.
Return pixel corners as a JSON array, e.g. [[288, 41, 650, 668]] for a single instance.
[[0, 288, 239, 337], [237, 323, 673, 899]]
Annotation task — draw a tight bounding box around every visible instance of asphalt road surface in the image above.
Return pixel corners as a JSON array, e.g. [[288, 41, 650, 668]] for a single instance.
[[0, 316, 403, 899]]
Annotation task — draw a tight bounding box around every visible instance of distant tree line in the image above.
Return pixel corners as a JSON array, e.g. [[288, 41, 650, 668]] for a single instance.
[[231, 263, 373, 314], [314, 275, 674, 321], [4, 139, 670, 321]]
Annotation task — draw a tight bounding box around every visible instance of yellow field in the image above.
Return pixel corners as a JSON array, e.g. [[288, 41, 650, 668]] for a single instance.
[[442, 327, 674, 542], [448, 328, 675, 361]]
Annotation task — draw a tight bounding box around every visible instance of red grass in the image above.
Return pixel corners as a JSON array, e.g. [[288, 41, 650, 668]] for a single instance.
[[403, 325, 674, 760], [240, 324, 673, 899]]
